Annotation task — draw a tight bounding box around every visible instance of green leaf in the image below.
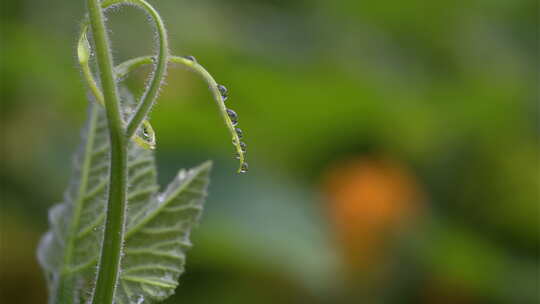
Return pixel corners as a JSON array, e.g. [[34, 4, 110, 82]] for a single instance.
[[38, 103, 114, 303], [117, 162, 211, 303], [38, 91, 211, 303]]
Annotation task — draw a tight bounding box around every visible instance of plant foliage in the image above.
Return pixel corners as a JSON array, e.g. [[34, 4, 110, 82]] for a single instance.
[[39, 98, 212, 304], [38, 0, 246, 303]]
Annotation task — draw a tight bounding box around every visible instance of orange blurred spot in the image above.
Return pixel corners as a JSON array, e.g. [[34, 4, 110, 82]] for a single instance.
[[323, 156, 424, 274]]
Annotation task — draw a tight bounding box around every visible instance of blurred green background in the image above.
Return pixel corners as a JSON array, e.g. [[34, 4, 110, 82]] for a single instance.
[[1, 0, 538, 303]]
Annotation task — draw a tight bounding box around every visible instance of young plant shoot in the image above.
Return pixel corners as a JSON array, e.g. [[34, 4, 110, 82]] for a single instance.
[[38, 1, 247, 303]]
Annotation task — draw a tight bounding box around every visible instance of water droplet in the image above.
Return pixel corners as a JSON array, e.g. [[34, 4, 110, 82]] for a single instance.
[[150, 56, 157, 63], [184, 55, 197, 62], [226, 109, 237, 120], [240, 141, 247, 152], [131, 295, 145, 304], [134, 121, 156, 150], [234, 152, 240, 160], [235, 128, 243, 139], [142, 128, 150, 138], [240, 162, 249, 173], [239, 141, 247, 152], [226, 109, 238, 125], [217, 84, 228, 101]]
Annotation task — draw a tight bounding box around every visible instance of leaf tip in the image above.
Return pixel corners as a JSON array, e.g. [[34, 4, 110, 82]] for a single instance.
[[197, 160, 213, 172]]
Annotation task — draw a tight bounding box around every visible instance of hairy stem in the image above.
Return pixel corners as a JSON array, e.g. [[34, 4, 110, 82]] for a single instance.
[[115, 55, 247, 173], [86, 0, 128, 304], [78, 28, 104, 105], [78, 23, 156, 150], [112, 0, 169, 138], [79, 0, 168, 147]]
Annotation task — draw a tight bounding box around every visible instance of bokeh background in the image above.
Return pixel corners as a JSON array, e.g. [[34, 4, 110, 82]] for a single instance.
[[1, 0, 539, 303]]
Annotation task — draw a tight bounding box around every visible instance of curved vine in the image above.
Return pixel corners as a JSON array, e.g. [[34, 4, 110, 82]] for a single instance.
[[79, 38, 248, 173], [69, 0, 247, 303], [114, 55, 248, 173], [79, 0, 168, 149]]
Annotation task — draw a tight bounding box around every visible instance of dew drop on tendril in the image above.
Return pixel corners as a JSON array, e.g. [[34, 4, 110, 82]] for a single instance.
[[234, 152, 240, 160], [226, 109, 237, 120], [235, 127, 243, 139], [142, 127, 150, 138], [226, 109, 238, 125], [217, 84, 228, 101], [184, 55, 197, 62], [239, 141, 247, 152], [240, 162, 249, 173]]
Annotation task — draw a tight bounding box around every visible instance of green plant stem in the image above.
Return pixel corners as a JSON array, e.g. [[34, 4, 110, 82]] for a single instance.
[[86, 1, 128, 304], [111, 0, 169, 138], [114, 55, 247, 172], [78, 27, 105, 106], [79, 0, 168, 144], [78, 23, 156, 150]]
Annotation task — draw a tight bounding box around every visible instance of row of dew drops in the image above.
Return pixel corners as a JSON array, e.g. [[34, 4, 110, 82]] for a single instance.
[[219, 84, 249, 174], [185, 55, 248, 174]]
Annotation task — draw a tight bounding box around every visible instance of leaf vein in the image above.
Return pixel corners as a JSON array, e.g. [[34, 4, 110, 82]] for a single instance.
[[121, 276, 178, 289]]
